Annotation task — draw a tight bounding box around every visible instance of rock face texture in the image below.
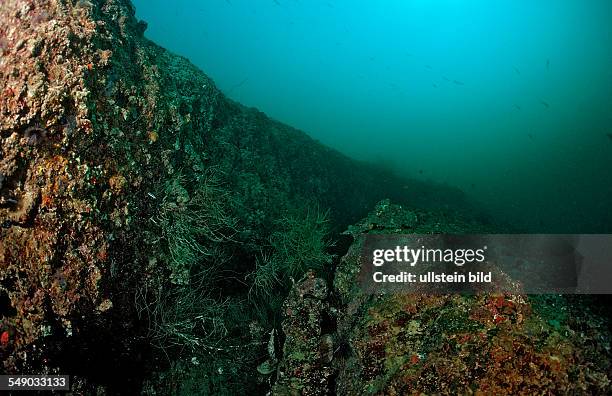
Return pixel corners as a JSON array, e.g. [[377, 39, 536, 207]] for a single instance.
[[272, 273, 335, 395], [273, 200, 612, 395], [0, 0, 485, 392]]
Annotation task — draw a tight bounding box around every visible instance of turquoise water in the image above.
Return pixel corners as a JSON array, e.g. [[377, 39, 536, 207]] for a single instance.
[[132, 0, 612, 232]]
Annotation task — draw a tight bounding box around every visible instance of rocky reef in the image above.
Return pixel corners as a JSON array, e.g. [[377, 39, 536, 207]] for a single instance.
[[273, 200, 611, 395], [2, 1, 609, 394], [0, 0, 486, 393]]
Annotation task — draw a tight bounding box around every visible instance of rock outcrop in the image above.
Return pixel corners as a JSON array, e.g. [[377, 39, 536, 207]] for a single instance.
[[272, 200, 611, 394], [0, 0, 487, 392]]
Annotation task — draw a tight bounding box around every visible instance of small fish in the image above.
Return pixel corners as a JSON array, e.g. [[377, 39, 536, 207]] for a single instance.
[[528, 133, 534, 140], [470, 183, 475, 189], [514, 104, 521, 110], [432, 83, 438, 88], [452, 80, 464, 85], [273, 0, 280, 5], [513, 66, 521, 75], [418, 169, 423, 174], [546, 59, 550, 71], [539, 99, 550, 108], [606, 133, 612, 141], [442, 76, 450, 82], [425, 65, 432, 70]]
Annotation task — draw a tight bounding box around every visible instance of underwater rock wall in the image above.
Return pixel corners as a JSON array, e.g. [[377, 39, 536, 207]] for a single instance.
[[1, 0, 121, 375], [0, 0, 483, 387]]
